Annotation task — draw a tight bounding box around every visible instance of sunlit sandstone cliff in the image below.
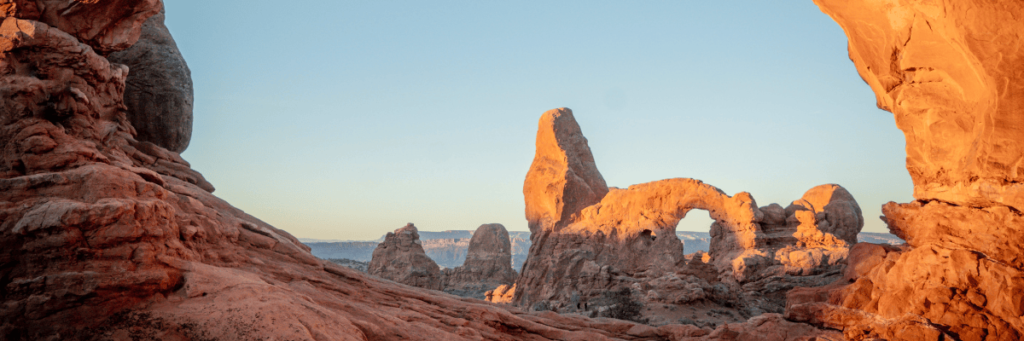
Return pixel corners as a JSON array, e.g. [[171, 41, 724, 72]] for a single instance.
[[781, 1, 1024, 340]]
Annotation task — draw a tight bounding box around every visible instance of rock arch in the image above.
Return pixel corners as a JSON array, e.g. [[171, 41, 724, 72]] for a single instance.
[[514, 108, 862, 310]]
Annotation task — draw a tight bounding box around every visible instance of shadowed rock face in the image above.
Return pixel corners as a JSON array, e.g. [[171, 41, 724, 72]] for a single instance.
[[441, 223, 517, 299], [514, 108, 862, 318], [108, 6, 193, 152], [782, 1, 1024, 340], [368, 223, 442, 290]]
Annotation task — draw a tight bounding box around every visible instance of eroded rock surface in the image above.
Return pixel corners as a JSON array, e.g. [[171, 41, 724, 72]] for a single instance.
[[0, 0, 160, 53], [108, 6, 193, 152], [782, 1, 1024, 340], [514, 108, 862, 323], [368, 223, 443, 290], [442, 223, 517, 299]]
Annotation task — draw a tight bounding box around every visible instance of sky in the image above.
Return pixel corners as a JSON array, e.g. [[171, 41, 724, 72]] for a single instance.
[[166, 1, 913, 241]]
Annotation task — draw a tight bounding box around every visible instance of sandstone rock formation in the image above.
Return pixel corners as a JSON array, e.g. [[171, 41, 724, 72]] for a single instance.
[[514, 108, 862, 321], [368, 223, 443, 290], [1, 6, 802, 339], [441, 223, 518, 299], [108, 5, 193, 152], [779, 1, 1024, 340], [813, 0, 1024, 213]]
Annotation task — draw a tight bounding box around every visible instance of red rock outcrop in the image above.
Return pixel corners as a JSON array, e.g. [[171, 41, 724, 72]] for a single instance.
[[368, 223, 443, 290], [0, 0, 160, 53], [108, 5, 193, 152], [781, 1, 1024, 340], [442, 223, 518, 299], [514, 108, 862, 320], [0, 7, 803, 341]]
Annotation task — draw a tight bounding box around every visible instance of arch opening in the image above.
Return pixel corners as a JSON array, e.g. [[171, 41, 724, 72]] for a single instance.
[[674, 209, 714, 255]]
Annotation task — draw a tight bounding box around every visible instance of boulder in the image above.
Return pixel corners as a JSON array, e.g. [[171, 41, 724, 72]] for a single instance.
[[368, 223, 443, 290], [441, 223, 517, 299], [108, 5, 193, 152]]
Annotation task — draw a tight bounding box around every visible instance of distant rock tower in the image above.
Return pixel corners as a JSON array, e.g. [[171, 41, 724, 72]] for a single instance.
[[442, 224, 518, 299], [368, 223, 443, 290]]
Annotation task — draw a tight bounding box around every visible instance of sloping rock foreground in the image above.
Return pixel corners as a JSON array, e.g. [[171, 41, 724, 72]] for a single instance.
[[0, 3, 843, 339], [781, 1, 1024, 340], [514, 108, 864, 322]]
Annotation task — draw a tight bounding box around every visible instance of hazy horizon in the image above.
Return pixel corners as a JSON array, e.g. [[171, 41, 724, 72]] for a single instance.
[[167, 1, 912, 240]]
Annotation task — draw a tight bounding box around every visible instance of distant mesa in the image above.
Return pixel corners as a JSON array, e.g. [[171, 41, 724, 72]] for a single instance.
[[306, 230, 899, 272]]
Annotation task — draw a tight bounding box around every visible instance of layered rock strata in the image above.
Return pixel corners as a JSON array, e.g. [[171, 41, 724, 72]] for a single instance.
[[441, 223, 518, 299], [514, 108, 862, 320], [781, 1, 1024, 340], [368, 223, 443, 290]]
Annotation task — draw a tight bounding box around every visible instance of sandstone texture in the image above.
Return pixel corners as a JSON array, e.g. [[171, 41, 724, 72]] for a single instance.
[[0, 0, 160, 53], [780, 1, 1024, 340], [108, 6, 193, 152], [368, 223, 443, 290], [514, 108, 862, 323], [814, 0, 1024, 212], [442, 223, 518, 299]]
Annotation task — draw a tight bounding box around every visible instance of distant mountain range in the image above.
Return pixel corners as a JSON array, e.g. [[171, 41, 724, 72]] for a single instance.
[[304, 231, 904, 272]]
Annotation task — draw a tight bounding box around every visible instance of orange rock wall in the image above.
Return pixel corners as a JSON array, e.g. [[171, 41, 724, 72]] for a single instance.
[[786, 1, 1024, 339], [815, 0, 1024, 210]]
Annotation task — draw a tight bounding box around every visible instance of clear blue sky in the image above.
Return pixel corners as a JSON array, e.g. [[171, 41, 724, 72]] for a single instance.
[[166, 1, 912, 240]]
